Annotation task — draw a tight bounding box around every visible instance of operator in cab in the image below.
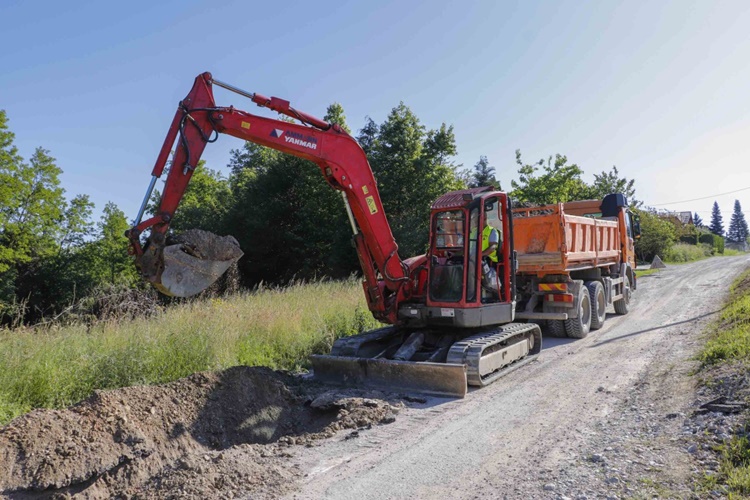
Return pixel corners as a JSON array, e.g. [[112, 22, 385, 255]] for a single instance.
[[480, 201, 502, 298]]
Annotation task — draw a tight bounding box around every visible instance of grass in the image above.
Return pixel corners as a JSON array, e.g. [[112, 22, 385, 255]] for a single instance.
[[698, 268, 750, 366], [701, 434, 750, 499], [664, 243, 713, 263], [0, 278, 381, 425], [635, 268, 661, 278], [696, 267, 750, 497]]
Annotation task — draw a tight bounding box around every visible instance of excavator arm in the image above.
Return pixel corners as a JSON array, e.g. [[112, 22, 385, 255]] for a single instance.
[[127, 72, 415, 323]]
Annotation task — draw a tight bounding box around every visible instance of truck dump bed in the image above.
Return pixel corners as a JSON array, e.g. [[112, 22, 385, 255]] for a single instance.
[[512, 202, 621, 275]]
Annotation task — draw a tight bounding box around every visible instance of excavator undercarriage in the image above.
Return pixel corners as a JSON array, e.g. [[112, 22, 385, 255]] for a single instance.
[[312, 322, 542, 397]]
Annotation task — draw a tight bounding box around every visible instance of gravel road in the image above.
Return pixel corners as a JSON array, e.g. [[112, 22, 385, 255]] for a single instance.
[[287, 256, 750, 500]]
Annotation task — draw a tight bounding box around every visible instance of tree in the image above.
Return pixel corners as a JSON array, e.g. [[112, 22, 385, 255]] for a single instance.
[[709, 201, 724, 236], [324, 103, 351, 134], [726, 199, 749, 243], [367, 103, 463, 257], [0, 110, 25, 276], [589, 166, 639, 206], [225, 104, 362, 285], [161, 161, 231, 234], [693, 212, 703, 227], [95, 202, 137, 284], [355, 117, 378, 157], [470, 156, 499, 188], [0, 128, 69, 321], [59, 194, 95, 252], [634, 208, 676, 262], [510, 150, 592, 204], [0, 147, 65, 268]]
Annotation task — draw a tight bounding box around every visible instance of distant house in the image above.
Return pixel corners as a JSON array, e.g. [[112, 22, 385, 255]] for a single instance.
[[657, 210, 694, 227]]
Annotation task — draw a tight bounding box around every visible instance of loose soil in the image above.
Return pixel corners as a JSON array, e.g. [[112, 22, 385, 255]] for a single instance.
[[172, 229, 243, 262], [0, 367, 399, 499]]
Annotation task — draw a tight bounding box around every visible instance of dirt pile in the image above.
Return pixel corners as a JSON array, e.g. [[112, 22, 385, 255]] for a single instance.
[[0, 367, 399, 499]]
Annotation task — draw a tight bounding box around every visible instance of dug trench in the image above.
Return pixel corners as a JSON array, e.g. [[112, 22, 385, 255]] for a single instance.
[[0, 366, 400, 499]]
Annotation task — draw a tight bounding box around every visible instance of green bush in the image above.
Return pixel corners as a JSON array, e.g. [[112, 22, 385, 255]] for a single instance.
[[664, 243, 712, 263], [699, 233, 725, 254], [634, 209, 676, 262], [679, 235, 698, 245]]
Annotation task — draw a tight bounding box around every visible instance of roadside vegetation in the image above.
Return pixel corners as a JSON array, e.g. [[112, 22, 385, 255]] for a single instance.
[[0, 278, 379, 425], [697, 268, 750, 496], [700, 269, 750, 366]]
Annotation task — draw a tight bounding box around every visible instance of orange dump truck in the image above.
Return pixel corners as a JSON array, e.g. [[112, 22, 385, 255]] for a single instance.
[[512, 193, 640, 338]]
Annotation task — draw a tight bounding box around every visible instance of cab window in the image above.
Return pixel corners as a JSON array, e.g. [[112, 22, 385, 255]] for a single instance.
[[435, 210, 464, 249]]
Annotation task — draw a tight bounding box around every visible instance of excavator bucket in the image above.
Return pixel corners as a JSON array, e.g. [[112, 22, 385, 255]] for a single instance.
[[310, 355, 468, 398], [154, 230, 244, 298]]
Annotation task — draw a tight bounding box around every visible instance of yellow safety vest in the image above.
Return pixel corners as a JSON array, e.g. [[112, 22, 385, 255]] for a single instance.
[[482, 225, 499, 263]]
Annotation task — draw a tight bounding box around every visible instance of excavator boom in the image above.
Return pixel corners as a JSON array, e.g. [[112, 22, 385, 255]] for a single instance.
[[127, 72, 412, 324]]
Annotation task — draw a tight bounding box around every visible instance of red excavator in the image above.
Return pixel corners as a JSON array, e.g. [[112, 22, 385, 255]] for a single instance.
[[126, 72, 542, 397]]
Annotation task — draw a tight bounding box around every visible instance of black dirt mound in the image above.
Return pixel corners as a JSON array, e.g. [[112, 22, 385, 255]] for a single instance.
[[0, 366, 399, 499]]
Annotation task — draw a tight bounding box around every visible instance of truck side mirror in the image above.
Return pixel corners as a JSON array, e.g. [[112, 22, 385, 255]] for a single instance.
[[632, 214, 642, 240]]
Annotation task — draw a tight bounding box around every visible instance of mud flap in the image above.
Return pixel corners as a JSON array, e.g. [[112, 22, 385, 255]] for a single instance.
[[310, 355, 468, 398]]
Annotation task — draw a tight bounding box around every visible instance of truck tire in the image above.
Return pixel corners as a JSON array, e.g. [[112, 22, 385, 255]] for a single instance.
[[586, 281, 606, 330], [565, 286, 591, 339], [547, 320, 567, 338], [614, 275, 631, 315]]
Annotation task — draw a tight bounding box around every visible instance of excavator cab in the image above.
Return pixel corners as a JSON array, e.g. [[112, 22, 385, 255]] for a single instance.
[[398, 187, 517, 329]]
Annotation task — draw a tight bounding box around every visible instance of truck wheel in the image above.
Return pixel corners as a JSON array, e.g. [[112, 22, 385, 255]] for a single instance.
[[586, 281, 606, 330], [565, 287, 591, 339], [547, 320, 567, 338], [614, 275, 631, 315]]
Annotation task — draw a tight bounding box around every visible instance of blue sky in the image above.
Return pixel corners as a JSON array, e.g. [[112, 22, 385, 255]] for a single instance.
[[2, 0, 750, 227]]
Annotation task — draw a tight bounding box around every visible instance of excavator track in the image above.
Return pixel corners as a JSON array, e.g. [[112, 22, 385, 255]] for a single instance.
[[312, 323, 542, 397], [446, 322, 542, 387]]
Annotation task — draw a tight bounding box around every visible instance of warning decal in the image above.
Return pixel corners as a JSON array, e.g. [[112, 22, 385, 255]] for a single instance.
[[365, 196, 378, 215]]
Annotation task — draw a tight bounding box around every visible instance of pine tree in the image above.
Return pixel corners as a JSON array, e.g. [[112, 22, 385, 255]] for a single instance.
[[693, 212, 703, 227], [727, 199, 749, 243], [709, 201, 724, 236], [470, 156, 499, 188]]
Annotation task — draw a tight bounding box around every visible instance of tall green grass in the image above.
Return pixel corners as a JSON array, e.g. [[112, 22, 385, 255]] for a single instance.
[[699, 268, 750, 366], [0, 279, 380, 425]]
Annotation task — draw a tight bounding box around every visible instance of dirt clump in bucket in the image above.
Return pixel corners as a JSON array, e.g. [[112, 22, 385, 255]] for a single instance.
[[171, 229, 243, 262], [0, 367, 399, 499]]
